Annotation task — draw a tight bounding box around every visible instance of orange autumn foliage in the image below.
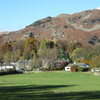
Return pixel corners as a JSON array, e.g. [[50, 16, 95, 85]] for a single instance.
[[81, 59, 90, 65]]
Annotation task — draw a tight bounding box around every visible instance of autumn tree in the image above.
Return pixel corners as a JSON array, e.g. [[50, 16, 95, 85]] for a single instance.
[[3, 51, 14, 62], [23, 37, 38, 60], [57, 48, 69, 60], [67, 42, 82, 53], [38, 39, 57, 60], [0, 54, 4, 63], [70, 48, 82, 62], [89, 56, 100, 68]]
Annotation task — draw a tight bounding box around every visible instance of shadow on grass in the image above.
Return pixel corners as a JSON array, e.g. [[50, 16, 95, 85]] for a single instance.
[[0, 85, 100, 100]]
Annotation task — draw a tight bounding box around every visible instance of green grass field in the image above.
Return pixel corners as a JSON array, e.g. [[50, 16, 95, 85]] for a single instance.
[[0, 71, 100, 100]]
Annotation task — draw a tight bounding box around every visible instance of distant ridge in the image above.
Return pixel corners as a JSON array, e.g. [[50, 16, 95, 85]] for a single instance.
[[0, 9, 100, 45]]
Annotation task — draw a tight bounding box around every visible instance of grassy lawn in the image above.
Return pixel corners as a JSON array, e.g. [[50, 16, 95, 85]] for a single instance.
[[0, 71, 100, 100]]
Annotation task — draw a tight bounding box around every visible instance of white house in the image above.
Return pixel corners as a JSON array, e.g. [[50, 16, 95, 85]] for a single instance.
[[65, 63, 89, 72], [0, 63, 15, 72]]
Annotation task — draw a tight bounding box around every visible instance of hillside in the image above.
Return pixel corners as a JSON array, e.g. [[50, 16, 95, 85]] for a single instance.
[[1, 9, 100, 45]]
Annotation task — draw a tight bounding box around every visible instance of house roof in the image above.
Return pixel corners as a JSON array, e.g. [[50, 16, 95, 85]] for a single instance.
[[0, 63, 14, 66], [67, 63, 89, 68]]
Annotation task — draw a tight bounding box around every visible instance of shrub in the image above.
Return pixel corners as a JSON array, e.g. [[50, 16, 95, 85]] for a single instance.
[[71, 65, 89, 72], [77, 67, 84, 72], [29, 58, 42, 71], [71, 65, 78, 72]]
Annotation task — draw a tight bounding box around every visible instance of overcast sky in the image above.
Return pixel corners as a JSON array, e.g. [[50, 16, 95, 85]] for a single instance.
[[0, 0, 100, 31]]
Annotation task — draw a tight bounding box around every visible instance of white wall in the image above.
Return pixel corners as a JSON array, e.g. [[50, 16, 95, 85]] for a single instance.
[[65, 66, 71, 71]]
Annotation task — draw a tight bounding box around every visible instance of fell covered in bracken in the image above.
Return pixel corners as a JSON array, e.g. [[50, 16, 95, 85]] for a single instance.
[[0, 9, 100, 46]]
